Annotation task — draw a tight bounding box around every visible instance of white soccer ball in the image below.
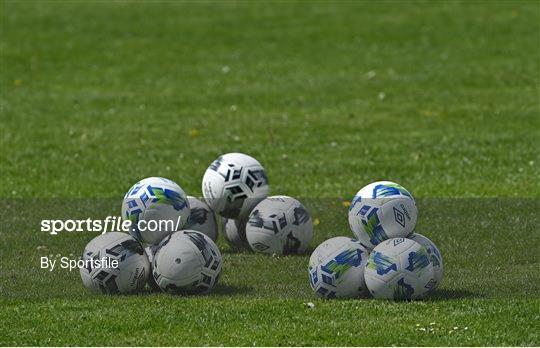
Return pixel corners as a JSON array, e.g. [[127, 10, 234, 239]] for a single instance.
[[245, 196, 313, 254], [145, 245, 160, 290], [122, 177, 190, 245], [145, 244, 159, 264], [202, 153, 269, 220], [348, 181, 417, 249], [410, 232, 443, 292], [152, 230, 222, 294], [364, 237, 435, 300], [80, 232, 149, 294], [308, 237, 369, 299], [223, 218, 249, 248], [185, 196, 219, 242]]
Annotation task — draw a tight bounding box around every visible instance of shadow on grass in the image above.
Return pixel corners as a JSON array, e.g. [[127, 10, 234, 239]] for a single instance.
[[139, 283, 254, 297], [220, 247, 314, 257], [289, 246, 315, 256], [220, 246, 252, 255], [427, 288, 483, 300], [211, 283, 254, 297]]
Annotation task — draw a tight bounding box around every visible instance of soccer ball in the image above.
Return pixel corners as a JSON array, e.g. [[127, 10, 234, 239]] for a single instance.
[[153, 230, 222, 294], [80, 232, 149, 294], [308, 237, 369, 298], [348, 181, 417, 249], [145, 245, 160, 291], [223, 218, 249, 248], [364, 237, 435, 300], [410, 232, 443, 292], [145, 244, 159, 264], [122, 177, 190, 245], [202, 153, 269, 220], [185, 196, 219, 242], [245, 196, 313, 254]]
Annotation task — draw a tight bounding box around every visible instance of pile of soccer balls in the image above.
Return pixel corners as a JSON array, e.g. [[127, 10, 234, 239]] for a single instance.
[[80, 151, 441, 300], [309, 181, 443, 300], [80, 153, 313, 295]]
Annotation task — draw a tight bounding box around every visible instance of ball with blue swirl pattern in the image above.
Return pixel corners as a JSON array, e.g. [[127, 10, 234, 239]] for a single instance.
[[122, 177, 190, 245], [409, 232, 443, 293], [348, 181, 417, 250], [364, 237, 435, 300], [308, 236, 369, 299]]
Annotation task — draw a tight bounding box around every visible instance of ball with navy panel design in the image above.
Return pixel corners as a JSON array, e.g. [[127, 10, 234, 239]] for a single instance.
[[348, 181, 418, 250], [80, 232, 150, 294], [185, 196, 219, 242], [245, 195, 313, 255], [202, 153, 269, 220], [152, 230, 222, 294], [223, 217, 250, 249]]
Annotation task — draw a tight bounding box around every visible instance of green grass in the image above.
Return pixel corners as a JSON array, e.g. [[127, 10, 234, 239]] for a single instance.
[[1, 0, 539, 346]]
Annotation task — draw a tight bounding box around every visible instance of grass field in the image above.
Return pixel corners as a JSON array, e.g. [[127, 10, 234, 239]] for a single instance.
[[1, 1, 539, 346]]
